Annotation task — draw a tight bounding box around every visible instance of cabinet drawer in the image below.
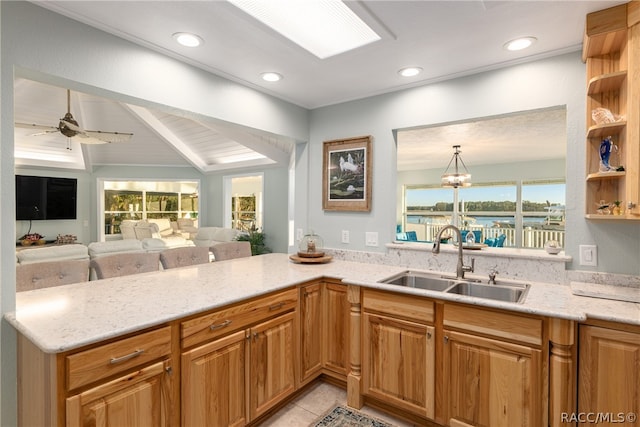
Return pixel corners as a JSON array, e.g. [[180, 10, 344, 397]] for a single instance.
[[363, 289, 434, 324], [66, 326, 171, 391], [443, 304, 542, 346], [181, 288, 298, 348]]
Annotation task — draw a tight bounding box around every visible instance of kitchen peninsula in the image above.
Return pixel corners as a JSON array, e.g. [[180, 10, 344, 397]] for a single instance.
[[7, 253, 640, 427]]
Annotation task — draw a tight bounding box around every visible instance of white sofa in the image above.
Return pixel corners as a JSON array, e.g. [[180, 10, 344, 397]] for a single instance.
[[88, 239, 145, 258], [134, 219, 175, 239], [192, 227, 244, 248], [141, 236, 195, 253], [16, 244, 89, 264]]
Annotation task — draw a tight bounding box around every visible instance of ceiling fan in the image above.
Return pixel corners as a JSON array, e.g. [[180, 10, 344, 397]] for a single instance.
[[15, 89, 133, 145]]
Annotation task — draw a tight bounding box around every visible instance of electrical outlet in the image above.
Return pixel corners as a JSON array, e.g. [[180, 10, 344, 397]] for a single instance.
[[579, 245, 597, 266], [365, 232, 378, 247], [341, 230, 350, 244]]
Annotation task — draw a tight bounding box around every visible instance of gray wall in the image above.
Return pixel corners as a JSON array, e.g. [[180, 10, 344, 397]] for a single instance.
[[302, 52, 639, 275]]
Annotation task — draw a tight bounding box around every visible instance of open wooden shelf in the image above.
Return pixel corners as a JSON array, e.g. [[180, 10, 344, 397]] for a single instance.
[[586, 171, 626, 181], [586, 121, 626, 138], [587, 70, 627, 95], [585, 214, 640, 220]]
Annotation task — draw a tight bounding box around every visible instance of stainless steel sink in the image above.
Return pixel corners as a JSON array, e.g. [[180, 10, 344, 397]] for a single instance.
[[380, 271, 530, 303], [381, 271, 458, 292], [445, 281, 529, 303]]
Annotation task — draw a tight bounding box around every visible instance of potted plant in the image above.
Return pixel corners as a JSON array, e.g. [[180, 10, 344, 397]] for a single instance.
[[236, 227, 272, 255], [612, 200, 622, 215]]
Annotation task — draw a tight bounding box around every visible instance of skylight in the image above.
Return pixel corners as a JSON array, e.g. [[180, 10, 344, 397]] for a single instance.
[[228, 0, 381, 59]]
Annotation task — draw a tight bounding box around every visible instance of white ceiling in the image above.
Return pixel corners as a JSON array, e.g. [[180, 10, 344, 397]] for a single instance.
[[397, 106, 567, 172], [14, 1, 622, 172]]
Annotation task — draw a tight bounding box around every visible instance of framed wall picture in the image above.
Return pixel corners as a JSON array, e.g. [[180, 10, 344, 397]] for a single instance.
[[322, 135, 372, 211]]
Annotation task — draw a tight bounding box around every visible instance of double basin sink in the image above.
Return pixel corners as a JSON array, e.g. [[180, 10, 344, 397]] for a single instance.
[[379, 270, 530, 303]]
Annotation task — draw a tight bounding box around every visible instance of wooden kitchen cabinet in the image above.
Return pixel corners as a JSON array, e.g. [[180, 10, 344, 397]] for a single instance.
[[362, 289, 435, 419], [180, 289, 298, 426], [19, 325, 174, 427], [442, 304, 545, 427], [443, 331, 542, 427], [249, 311, 297, 420], [181, 330, 247, 427], [583, 2, 640, 219], [578, 323, 640, 425], [300, 282, 322, 382], [66, 359, 173, 427], [299, 280, 350, 384], [323, 281, 350, 378]]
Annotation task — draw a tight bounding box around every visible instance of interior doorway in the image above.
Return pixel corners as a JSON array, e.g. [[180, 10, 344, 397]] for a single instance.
[[223, 173, 264, 231]]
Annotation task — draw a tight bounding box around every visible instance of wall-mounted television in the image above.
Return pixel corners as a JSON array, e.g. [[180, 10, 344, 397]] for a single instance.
[[16, 175, 77, 220]]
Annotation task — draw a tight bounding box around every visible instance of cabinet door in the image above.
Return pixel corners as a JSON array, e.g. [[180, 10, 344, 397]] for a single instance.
[[363, 312, 435, 419], [181, 330, 247, 427], [66, 360, 172, 427], [250, 311, 297, 421], [323, 282, 349, 377], [443, 330, 542, 427], [300, 283, 322, 382], [579, 325, 640, 424]]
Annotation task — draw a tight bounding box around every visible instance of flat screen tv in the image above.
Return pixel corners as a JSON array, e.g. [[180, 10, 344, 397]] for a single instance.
[[16, 175, 77, 220]]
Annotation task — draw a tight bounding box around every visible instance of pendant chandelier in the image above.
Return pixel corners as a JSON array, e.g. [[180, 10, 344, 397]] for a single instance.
[[441, 145, 471, 188]]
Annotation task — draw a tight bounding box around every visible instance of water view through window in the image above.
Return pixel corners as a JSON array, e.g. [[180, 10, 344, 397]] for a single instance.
[[402, 181, 565, 249]]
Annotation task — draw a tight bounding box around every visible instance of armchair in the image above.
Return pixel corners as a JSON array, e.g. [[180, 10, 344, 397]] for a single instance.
[[175, 218, 198, 239]]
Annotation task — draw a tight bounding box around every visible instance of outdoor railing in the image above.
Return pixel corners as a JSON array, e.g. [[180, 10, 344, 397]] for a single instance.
[[404, 222, 564, 249]]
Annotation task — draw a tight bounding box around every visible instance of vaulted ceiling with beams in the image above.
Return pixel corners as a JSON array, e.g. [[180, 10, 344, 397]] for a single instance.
[[14, 78, 295, 172]]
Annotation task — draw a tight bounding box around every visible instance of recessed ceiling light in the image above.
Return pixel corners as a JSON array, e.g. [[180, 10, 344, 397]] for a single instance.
[[398, 67, 423, 77], [261, 72, 283, 82], [228, 0, 380, 59], [172, 32, 203, 47], [504, 36, 537, 51]]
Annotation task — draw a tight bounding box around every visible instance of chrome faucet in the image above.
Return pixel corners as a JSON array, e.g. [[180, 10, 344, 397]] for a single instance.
[[432, 225, 475, 279]]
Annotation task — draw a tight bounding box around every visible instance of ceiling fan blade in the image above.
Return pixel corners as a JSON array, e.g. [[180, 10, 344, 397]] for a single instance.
[[71, 134, 110, 145], [84, 130, 133, 143], [15, 122, 59, 132]]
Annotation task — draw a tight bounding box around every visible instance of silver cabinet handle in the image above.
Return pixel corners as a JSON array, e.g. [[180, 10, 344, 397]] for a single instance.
[[269, 302, 285, 311], [210, 319, 232, 331], [110, 349, 144, 365]]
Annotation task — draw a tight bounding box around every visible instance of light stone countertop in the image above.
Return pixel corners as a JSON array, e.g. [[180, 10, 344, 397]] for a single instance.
[[5, 253, 639, 354]]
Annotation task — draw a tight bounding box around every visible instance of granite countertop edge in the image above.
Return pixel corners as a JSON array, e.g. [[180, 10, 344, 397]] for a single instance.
[[5, 253, 638, 353]]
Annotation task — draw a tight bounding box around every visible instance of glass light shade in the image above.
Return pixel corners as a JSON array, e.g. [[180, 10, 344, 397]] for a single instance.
[[441, 173, 472, 188], [298, 232, 324, 255]]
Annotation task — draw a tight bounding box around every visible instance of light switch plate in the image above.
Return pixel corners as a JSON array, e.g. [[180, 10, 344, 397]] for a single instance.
[[579, 245, 597, 266], [341, 230, 350, 244], [365, 232, 378, 247]]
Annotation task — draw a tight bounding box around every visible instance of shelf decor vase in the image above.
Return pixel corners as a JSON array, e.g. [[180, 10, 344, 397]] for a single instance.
[[599, 137, 614, 172]]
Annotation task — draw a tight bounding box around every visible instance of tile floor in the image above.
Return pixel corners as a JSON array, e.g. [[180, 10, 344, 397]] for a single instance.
[[259, 381, 416, 427]]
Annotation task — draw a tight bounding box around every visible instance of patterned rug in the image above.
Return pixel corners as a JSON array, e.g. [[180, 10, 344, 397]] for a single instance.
[[312, 405, 393, 427]]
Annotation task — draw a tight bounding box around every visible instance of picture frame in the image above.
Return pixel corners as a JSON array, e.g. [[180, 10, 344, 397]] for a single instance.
[[322, 135, 372, 211]]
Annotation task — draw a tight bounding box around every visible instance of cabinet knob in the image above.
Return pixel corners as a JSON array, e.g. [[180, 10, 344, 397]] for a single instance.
[[444, 336, 449, 344], [427, 331, 432, 339]]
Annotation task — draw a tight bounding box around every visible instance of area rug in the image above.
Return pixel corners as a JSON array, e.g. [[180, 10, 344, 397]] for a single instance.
[[312, 405, 393, 427]]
